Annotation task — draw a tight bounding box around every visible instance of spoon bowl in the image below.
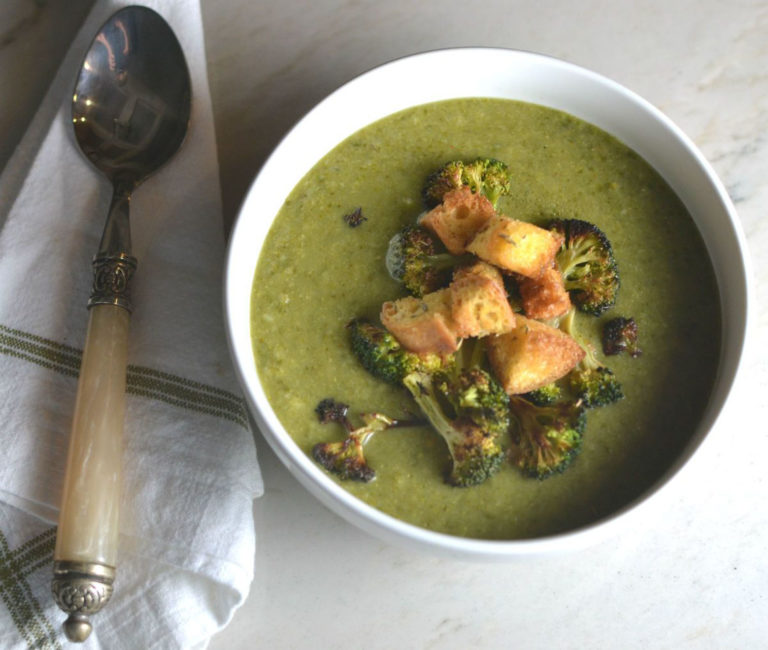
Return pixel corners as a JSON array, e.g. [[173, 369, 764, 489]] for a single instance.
[[72, 5, 190, 189]]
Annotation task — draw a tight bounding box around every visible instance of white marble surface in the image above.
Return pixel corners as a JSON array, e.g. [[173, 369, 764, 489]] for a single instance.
[[3, 1, 767, 648]]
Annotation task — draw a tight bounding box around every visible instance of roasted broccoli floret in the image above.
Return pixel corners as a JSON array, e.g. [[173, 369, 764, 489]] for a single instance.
[[507, 395, 586, 479], [523, 382, 562, 406], [570, 357, 623, 408], [602, 316, 642, 358], [422, 158, 511, 208], [349, 323, 506, 487], [312, 398, 413, 482], [315, 397, 352, 425], [434, 366, 510, 435], [549, 218, 620, 316], [348, 318, 448, 385], [312, 418, 393, 482], [403, 367, 508, 487], [560, 307, 623, 408], [397, 338, 508, 486], [385, 225, 471, 297], [342, 206, 367, 227]]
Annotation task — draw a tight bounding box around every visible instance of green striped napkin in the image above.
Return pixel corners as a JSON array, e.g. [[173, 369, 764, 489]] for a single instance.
[[0, 1, 263, 648]]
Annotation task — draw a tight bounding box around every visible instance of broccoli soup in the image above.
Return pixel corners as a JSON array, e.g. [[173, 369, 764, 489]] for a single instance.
[[251, 98, 720, 540]]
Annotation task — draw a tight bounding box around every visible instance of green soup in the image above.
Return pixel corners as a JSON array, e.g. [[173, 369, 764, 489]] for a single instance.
[[251, 98, 720, 540]]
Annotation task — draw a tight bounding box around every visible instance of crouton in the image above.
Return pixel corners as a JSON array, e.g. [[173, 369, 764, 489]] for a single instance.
[[450, 262, 516, 338], [419, 187, 496, 255], [518, 265, 572, 320], [465, 214, 563, 278], [486, 314, 584, 395], [380, 288, 460, 356]]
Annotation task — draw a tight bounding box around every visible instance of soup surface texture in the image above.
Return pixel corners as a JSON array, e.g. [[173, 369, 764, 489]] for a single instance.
[[251, 98, 720, 540]]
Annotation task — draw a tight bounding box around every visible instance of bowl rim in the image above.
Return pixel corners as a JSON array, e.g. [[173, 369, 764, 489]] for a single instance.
[[224, 46, 753, 558]]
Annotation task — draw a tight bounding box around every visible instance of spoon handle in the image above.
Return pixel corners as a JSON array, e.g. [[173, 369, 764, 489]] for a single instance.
[[54, 304, 129, 564], [52, 303, 130, 641]]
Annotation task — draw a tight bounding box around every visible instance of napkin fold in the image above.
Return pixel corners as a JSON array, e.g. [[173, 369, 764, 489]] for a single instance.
[[0, 1, 263, 648]]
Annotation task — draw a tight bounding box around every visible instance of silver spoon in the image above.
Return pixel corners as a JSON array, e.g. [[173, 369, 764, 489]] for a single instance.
[[52, 6, 190, 642]]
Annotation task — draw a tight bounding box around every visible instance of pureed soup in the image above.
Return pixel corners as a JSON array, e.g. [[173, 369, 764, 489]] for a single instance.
[[251, 98, 720, 540]]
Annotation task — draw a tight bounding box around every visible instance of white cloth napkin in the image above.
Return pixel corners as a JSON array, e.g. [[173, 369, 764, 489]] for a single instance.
[[0, 1, 263, 648]]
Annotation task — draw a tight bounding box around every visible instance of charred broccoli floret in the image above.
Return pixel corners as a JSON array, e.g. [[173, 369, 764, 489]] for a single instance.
[[312, 398, 416, 482], [508, 395, 586, 479], [523, 382, 562, 406], [312, 399, 397, 482], [403, 367, 508, 487], [422, 158, 511, 208], [602, 316, 642, 358], [385, 225, 471, 297], [348, 318, 448, 385], [342, 206, 367, 227], [434, 366, 510, 437], [549, 218, 619, 316], [570, 357, 623, 409], [349, 323, 506, 487], [315, 397, 352, 425], [560, 307, 623, 408], [397, 339, 508, 487]]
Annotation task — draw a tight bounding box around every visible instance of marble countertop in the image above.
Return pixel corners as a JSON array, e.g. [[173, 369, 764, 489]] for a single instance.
[[3, 1, 766, 648]]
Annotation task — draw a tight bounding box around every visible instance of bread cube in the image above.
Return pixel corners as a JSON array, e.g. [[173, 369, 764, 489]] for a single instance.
[[419, 187, 496, 255], [518, 265, 572, 320], [465, 214, 563, 278], [486, 314, 584, 394], [450, 262, 516, 338], [380, 288, 460, 356]]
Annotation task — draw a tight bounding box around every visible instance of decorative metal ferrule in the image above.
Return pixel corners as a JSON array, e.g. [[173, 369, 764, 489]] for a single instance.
[[88, 252, 137, 311], [52, 561, 116, 642]]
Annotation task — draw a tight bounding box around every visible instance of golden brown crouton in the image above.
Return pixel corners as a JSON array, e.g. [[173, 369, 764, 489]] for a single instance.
[[380, 288, 460, 356], [450, 262, 516, 338], [518, 265, 572, 320], [465, 214, 563, 279], [419, 187, 496, 255], [486, 314, 584, 395]]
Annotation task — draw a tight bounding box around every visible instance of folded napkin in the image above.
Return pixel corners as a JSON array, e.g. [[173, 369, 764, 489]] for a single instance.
[[0, 1, 263, 648]]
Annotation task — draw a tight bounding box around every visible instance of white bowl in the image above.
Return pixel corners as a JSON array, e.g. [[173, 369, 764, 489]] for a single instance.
[[224, 48, 751, 558]]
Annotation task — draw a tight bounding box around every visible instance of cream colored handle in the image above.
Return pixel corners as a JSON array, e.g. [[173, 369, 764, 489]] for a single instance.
[[54, 304, 130, 567]]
